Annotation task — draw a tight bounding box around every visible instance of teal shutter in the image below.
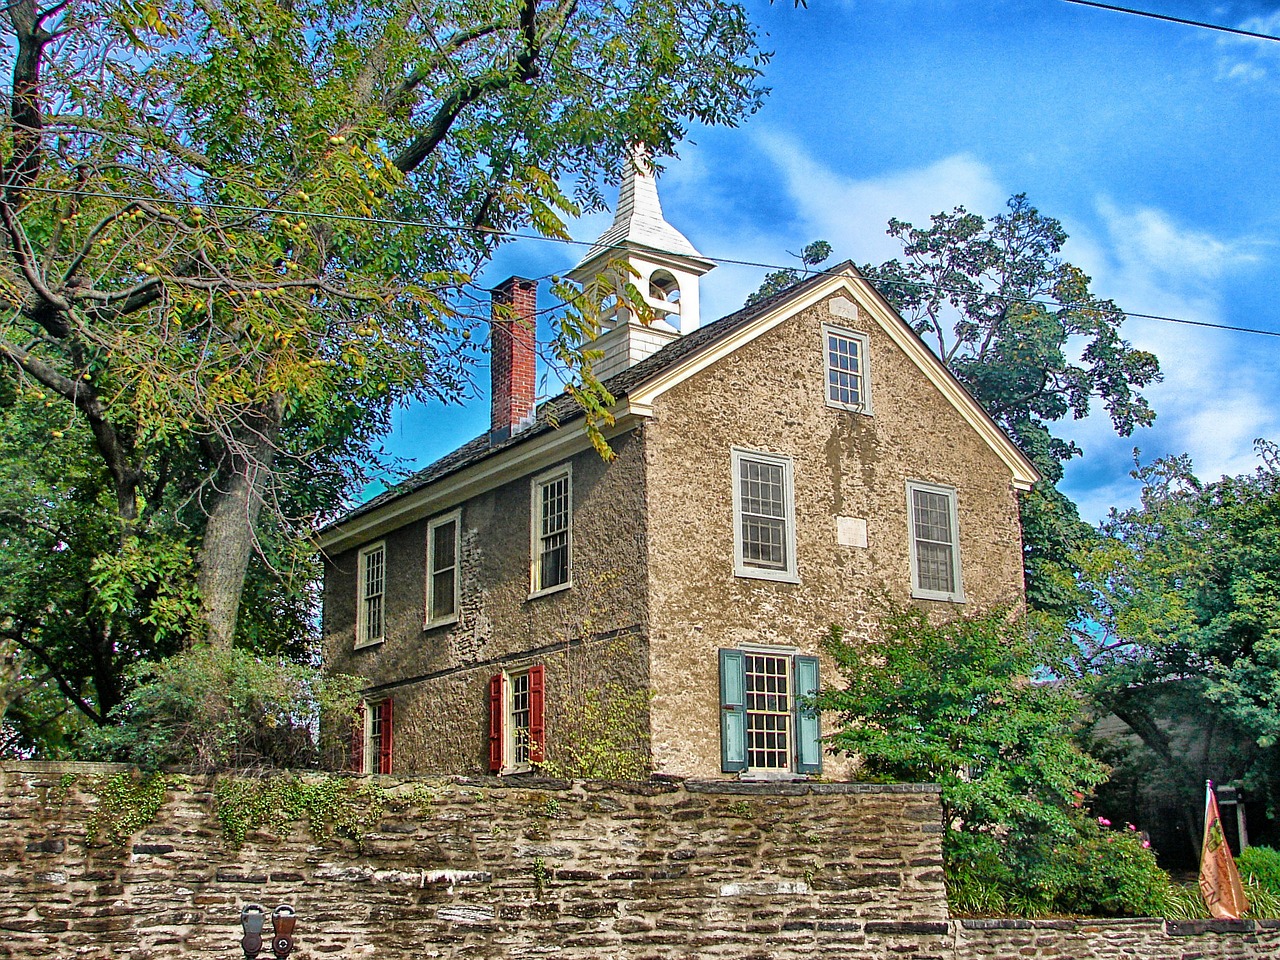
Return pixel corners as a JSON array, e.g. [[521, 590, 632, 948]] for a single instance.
[[719, 649, 747, 772], [794, 655, 822, 775]]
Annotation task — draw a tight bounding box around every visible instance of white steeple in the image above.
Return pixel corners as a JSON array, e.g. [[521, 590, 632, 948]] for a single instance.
[[568, 148, 715, 379]]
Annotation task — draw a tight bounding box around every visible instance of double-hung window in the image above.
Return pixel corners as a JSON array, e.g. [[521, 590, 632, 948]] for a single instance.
[[732, 448, 798, 582], [719, 648, 821, 776], [425, 511, 461, 628], [907, 480, 964, 602], [350, 698, 393, 774], [488, 665, 546, 774], [531, 466, 572, 595], [822, 324, 872, 415], [356, 542, 386, 647]]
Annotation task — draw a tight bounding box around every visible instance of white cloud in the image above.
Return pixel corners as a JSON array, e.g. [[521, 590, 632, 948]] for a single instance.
[[1214, 11, 1280, 83], [1094, 198, 1263, 284], [753, 132, 1008, 265]]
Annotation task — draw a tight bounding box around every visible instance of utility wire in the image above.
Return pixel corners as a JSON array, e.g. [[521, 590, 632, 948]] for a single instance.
[[15, 184, 1280, 340], [1060, 0, 1280, 42]]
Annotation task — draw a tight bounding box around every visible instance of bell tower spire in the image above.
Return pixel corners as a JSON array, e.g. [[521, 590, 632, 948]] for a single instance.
[[569, 147, 715, 378]]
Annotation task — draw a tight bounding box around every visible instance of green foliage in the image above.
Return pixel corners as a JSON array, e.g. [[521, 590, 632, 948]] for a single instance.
[[946, 814, 1170, 918], [1239, 846, 1280, 895], [80, 646, 361, 772], [1, 0, 773, 738], [858, 196, 1160, 614], [744, 239, 832, 306], [820, 607, 1106, 836], [1074, 444, 1280, 827], [213, 774, 396, 848], [539, 679, 652, 780], [85, 771, 171, 846]]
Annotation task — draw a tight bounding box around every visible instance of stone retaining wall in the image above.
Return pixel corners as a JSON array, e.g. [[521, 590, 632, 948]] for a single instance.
[[0, 763, 1276, 959]]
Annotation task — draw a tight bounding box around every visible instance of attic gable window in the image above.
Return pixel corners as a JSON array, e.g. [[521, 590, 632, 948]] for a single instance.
[[426, 511, 460, 628], [907, 480, 964, 602], [355, 541, 386, 648], [823, 324, 872, 414], [732, 448, 799, 583], [531, 465, 572, 596]]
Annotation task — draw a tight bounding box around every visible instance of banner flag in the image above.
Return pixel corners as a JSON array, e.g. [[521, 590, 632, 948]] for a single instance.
[[1199, 781, 1249, 920]]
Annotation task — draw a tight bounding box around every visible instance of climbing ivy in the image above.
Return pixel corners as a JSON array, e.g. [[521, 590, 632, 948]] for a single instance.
[[85, 772, 172, 846], [213, 774, 424, 849]]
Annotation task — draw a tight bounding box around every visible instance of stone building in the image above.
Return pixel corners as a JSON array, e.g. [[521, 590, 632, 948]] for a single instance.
[[319, 155, 1039, 780]]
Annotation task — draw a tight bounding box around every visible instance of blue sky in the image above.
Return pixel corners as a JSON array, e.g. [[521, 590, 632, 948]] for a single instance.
[[385, 0, 1280, 523]]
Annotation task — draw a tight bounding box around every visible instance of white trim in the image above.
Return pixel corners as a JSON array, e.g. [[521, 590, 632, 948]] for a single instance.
[[821, 323, 873, 416], [627, 271, 1039, 491], [731, 448, 799, 584], [529, 463, 573, 598], [317, 410, 641, 555], [501, 668, 533, 775], [906, 480, 965, 603], [355, 541, 386, 649], [424, 509, 461, 629]]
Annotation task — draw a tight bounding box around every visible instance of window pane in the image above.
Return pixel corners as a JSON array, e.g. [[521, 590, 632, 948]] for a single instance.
[[912, 488, 957, 595], [433, 521, 456, 571], [745, 654, 791, 770], [537, 475, 570, 589], [432, 569, 455, 618], [511, 672, 531, 766], [827, 332, 864, 407]]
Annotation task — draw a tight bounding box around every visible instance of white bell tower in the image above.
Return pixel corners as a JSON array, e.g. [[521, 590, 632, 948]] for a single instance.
[[568, 147, 715, 380]]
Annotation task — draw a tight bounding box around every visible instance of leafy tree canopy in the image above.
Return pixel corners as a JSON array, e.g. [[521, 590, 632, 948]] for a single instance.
[[0, 0, 773, 749], [1073, 443, 1280, 836]]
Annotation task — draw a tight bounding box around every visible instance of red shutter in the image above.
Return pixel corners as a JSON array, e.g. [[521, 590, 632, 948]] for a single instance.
[[349, 703, 366, 773], [378, 699, 394, 775], [528, 664, 546, 764], [488, 673, 504, 773]]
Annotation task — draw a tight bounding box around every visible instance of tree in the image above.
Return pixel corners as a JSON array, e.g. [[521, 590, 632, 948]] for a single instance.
[[744, 239, 831, 306], [754, 197, 1162, 614], [819, 607, 1171, 918], [0, 0, 771, 734], [1073, 444, 1280, 851]]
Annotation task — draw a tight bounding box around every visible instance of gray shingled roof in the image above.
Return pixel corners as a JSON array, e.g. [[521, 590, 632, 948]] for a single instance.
[[320, 265, 853, 535]]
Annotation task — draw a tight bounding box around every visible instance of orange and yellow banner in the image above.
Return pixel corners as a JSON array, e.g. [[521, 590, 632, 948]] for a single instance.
[[1199, 782, 1249, 920]]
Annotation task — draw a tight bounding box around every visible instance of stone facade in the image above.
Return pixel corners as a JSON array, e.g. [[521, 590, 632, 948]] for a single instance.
[[642, 291, 1025, 778], [321, 272, 1033, 779], [3, 763, 1277, 960]]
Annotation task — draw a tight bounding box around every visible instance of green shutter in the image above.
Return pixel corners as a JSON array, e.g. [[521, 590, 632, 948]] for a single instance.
[[719, 649, 747, 773], [794, 655, 822, 775]]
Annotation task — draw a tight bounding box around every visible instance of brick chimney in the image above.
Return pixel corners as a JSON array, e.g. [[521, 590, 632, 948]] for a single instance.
[[490, 276, 537, 442]]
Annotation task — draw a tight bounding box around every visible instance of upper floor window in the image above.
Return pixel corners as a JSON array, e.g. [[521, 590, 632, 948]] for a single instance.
[[356, 541, 386, 647], [732, 448, 798, 582], [426, 511, 460, 628], [822, 324, 872, 415], [531, 466, 572, 596], [907, 481, 964, 603]]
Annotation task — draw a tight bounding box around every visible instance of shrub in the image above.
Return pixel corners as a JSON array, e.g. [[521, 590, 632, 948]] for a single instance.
[[1238, 846, 1280, 895], [81, 646, 361, 771]]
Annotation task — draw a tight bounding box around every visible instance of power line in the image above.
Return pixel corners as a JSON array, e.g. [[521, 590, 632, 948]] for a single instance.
[[15, 184, 1280, 340], [1060, 0, 1280, 43]]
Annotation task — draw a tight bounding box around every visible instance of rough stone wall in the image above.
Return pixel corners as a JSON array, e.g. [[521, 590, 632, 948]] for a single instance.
[[643, 291, 1027, 778], [322, 430, 650, 775], [0, 763, 948, 959], [953, 918, 1280, 960]]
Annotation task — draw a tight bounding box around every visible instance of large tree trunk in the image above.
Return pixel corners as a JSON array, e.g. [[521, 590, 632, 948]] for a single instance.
[[195, 396, 284, 649]]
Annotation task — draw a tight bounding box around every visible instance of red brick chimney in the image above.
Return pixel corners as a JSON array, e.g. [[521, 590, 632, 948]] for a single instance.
[[490, 276, 537, 442]]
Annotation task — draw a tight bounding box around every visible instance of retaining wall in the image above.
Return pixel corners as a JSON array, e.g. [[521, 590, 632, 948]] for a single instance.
[[0, 763, 1276, 959]]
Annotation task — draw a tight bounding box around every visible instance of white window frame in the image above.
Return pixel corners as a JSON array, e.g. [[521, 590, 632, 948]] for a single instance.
[[502, 668, 534, 775], [822, 323, 873, 415], [355, 541, 386, 648], [906, 480, 965, 603], [529, 464, 573, 598], [731, 448, 799, 583], [425, 510, 461, 629]]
